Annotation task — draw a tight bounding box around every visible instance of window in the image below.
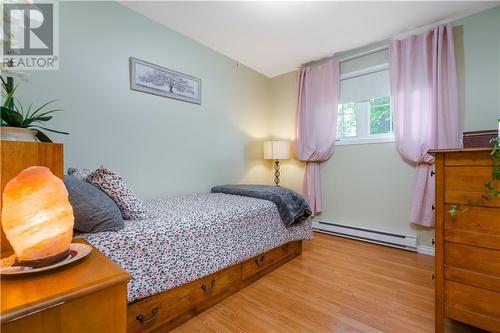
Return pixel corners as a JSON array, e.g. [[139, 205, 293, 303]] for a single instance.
[[336, 47, 394, 145], [337, 96, 393, 144]]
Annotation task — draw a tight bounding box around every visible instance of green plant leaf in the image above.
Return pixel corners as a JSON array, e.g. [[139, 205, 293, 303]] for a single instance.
[[25, 115, 53, 124], [22, 112, 59, 126], [492, 166, 500, 180], [28, 100, 58, 118], [1, 106, 23, 126], [2, 84, 18, 109], [449, 205, 458, 217], [25, 109, 62, 121], [30, 125, 69, 135], [34, 130, 53, 142], [0, 76, 8, 90]]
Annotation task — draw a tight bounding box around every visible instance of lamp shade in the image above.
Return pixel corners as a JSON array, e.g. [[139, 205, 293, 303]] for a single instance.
[[2, 166, 74, 265], [264, 140, 290, 160]]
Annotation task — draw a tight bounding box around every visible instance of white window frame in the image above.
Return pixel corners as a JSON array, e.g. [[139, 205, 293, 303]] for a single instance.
[[336, 58, 394, 145], [336, 98, 395, 146]]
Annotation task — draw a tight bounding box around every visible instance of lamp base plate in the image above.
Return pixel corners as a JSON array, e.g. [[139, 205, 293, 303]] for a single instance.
[[15, 249, 71, 268], [1, 243, 92, 275]]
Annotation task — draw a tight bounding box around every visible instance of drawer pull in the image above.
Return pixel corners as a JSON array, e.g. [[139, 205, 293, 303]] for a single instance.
[[281, 244, 289, 252], [136, 306, 159, 326], [431, 170, 435, 177], [201, 279, 216, 293], [255, 255, 265, 268]]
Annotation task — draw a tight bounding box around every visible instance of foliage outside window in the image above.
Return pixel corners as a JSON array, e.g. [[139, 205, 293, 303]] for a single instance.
[[337, 102, 357, 138], [369, 96, 392, 135]]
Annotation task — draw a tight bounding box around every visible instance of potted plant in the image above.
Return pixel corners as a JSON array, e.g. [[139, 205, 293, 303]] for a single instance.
[[1, 76, 68, 142]]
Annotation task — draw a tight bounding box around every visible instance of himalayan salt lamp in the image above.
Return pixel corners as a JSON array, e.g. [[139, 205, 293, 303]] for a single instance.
[[2, 166, 74, 267]]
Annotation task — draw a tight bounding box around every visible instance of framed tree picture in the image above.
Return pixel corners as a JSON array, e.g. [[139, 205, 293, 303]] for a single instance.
[[129, 57, 201, 104]]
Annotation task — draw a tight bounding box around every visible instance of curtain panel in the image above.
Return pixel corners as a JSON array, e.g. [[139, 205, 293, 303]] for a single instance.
[[294, 59, 340, 214], [389, 23, 461, 227]]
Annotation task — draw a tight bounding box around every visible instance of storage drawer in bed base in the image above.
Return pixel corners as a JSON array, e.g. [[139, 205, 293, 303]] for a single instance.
[[127, 240, 302, 333], [242, 241, 301, 280]]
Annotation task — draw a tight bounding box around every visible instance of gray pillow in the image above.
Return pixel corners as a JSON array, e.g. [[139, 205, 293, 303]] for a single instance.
[[64, 175, 124, 233]]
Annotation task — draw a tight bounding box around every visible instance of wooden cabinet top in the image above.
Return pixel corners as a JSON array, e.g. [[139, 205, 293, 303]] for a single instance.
[[1, 240, 131, 324], [429, 147, 493, 154]]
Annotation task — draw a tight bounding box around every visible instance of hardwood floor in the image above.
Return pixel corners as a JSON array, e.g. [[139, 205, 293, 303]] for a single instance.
[[172, 232, 486, 333]]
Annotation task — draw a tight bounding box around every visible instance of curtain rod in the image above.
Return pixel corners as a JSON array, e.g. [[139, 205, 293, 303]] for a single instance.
[[299, 42, 388, 69], [299, 3, 499, 69]]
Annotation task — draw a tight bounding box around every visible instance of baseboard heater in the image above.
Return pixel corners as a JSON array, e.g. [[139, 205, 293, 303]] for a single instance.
[[313, 220, 417, 251]]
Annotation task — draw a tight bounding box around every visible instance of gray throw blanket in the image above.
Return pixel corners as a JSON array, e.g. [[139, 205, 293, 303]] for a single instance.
[[211, 184, 312, 226]]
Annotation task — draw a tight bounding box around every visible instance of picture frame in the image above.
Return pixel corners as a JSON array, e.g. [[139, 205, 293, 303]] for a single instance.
[[129, 57, 201, 105]]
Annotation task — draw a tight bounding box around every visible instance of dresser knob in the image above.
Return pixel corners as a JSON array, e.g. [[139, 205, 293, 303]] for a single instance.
[[136, 306, 159, 325], [431, 170, 435, 176], [255, 255, 265, 267], [201, 279, 216, 294], [432, 274, 435, 280], [432, 205, 435, 210]]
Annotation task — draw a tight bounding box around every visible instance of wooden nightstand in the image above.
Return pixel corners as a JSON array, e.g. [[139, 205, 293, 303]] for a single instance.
[[1, 240, 131, 333]]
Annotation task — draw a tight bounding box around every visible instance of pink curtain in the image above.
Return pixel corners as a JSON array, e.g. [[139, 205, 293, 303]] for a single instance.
[[389, 24, 461, 227], [294, 59, 340, 214]]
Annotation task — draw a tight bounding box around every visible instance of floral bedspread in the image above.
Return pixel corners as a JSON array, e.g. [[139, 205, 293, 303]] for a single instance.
[[78, 193, 313, 303]]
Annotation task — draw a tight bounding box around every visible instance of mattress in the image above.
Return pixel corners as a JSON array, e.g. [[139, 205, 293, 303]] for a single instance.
[[78, 193, 313, 303]]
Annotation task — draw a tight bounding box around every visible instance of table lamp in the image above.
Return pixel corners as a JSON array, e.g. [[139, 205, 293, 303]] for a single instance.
[[2, 166, 74, 268], [264, 140, 290, 186]]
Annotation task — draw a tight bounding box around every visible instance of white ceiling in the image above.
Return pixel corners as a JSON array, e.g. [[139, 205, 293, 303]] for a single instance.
[[123, 1, 498, 78]]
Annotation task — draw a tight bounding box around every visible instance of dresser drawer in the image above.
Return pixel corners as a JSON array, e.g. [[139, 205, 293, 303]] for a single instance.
[[444, 204, 500, 250], [445, 280, 500, 332], [242, 241, 299, 280], [445, 242, 500, 278], [445, 266, 500, 293], [445, 151, 494, 166], [444, 204, 500, 234], [128, 265, 241, 333], [3, 283, 127, 333], [444, 166, 500, 207]]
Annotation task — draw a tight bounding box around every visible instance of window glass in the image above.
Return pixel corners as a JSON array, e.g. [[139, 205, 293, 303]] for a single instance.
[[369, 96, 392, 135], [337, 102, 357, 138], [337, 96, 393, 143]]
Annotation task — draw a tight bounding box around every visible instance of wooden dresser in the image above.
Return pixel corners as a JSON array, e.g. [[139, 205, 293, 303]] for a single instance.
[[433, 148, 500, 332]]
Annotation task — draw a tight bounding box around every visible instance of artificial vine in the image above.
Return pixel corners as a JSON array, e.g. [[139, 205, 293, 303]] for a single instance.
[[449, 136, 500, 217]]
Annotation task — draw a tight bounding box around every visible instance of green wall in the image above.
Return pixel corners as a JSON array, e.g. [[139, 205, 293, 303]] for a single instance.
[[14, 1, 272, 199], [455, 6, 500, 131]]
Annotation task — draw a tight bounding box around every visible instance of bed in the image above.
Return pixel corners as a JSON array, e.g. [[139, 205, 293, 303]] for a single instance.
[[79, 192, 313, 332]]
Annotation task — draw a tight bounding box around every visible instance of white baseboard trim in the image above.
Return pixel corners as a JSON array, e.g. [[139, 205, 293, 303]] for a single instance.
[[313, 219, 417, 252], [417, 245, 435, 256]]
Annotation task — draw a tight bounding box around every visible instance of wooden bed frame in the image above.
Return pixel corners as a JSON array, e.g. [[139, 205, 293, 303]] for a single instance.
[[128, 240, 302, 333]]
